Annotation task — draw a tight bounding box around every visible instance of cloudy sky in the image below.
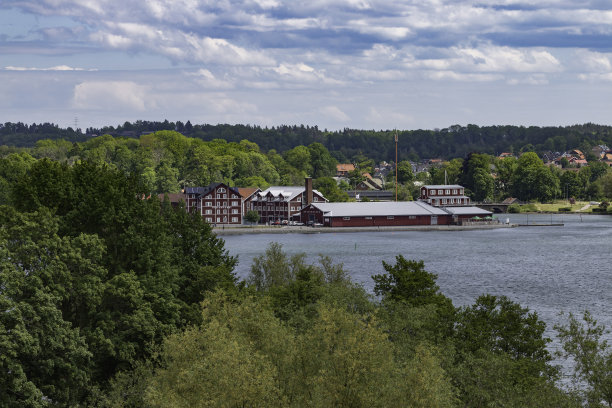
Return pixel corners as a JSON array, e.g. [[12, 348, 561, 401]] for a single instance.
[[2, 1, 612, 130]]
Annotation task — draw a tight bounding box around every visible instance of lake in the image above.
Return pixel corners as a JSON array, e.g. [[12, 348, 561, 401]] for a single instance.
[[223, 213, 612, 361]]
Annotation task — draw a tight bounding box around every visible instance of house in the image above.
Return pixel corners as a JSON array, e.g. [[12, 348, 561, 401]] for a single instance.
[[158, 193, 185, 208], [185, 183, 243, 224], [498, 152, 515, 159], [336, 163, 355, 177], [237, 187, 261, 218], [247, 178, 327, 224], [299, 201, 451, 227], [356, 177, 384, 191], [419, 185, 471, 206]]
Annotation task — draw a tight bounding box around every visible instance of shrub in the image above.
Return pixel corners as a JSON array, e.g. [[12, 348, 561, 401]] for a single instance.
[[507, 204, 521, 213]]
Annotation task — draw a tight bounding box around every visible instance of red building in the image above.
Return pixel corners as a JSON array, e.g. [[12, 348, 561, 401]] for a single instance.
[[185, 183, 243, 224], [247, 178, 327, 224], [300, 201, 451, 227], [419, 185, 471, 206]]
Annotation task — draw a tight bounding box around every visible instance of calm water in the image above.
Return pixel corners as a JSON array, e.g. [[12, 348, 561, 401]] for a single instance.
[[223, 214, 612, 359]]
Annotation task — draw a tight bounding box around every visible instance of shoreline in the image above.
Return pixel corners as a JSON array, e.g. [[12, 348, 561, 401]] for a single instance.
[[213, 223, 518, 235]]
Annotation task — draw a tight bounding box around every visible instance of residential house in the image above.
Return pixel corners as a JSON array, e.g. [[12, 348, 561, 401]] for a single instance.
[[185, 183, 243, 224], [336, 163, 355, 177], [419, 185, 471, 206], [247, 178, 327, 223]]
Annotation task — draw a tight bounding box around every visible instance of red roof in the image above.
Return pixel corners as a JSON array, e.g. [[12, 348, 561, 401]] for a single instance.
[[238, 187, 260, 199]]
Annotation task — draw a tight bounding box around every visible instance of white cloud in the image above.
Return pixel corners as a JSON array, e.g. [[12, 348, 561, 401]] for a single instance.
[[73, 81, 150, 111], [4, 65, 95, 71], [319, 105, 349, 122]]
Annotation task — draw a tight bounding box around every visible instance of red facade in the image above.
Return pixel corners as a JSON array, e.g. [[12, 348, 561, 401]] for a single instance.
[[185, 183, 242, 224], [419, 185, 471, 206]]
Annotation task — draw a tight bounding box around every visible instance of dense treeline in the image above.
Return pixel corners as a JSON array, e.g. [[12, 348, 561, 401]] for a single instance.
[[2, 130, 611, 205], [3, 121, 612, 161], [2, 158, 612, 406]]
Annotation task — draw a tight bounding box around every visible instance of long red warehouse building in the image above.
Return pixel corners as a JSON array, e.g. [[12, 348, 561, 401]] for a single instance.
[[300, 201, 454, 227]]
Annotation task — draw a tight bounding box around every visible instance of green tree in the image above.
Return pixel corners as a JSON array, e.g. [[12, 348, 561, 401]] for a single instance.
[[284, 145, 312, 175], [314, 176, 349, 202], [556, 311, 612, 407], [245, 209, 261, 224], [308, 142, 337, 178], [396, 160, 414, 183], [512, 152, 560, 202]]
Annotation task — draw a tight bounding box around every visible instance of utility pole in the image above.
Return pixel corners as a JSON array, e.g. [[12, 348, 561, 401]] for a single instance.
[[395, 130, 398, 202]]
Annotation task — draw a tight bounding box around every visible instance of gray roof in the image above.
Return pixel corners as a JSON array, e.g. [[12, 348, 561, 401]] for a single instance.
[[255, 186, 326, 202], [308, 201, 448, 217], [422, 185, 465, 189], [443, 206, 492, 216]]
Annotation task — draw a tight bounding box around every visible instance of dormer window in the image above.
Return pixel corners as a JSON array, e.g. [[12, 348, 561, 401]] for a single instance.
[[218, 187, 226, 193]]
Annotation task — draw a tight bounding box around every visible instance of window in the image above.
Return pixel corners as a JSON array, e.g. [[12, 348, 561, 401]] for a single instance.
[[438, 189, 443, 195], [205, 201, 211, 206], [430, 190, 436, 195], [313, 197, 318, 202], [297, 197, 301, 202], [232, 209, 238, 214], [205, 209, 212, 214], [216, 217, 221, 222], [218, 187, 226, 193], [232, 201, 238, 206], [343, 217, 351, 220], [387, 216, 394, 219], [231, 217, 238, 222], [452, 189, 457, 194], [445, 189, 450, 194], [442, 199, 447, 204], [216, 194, 221, 198], [409, 215, 416, 219], [365, 216, 372, 220], [206, 217, 212, 222]]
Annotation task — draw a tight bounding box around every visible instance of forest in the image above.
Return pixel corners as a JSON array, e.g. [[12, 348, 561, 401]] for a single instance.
[[2, 121, 612, 162], [1, 149, 612, 406], [1, 129, 611, 207]]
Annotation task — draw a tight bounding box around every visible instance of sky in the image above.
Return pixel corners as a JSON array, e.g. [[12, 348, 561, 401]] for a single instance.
[[2, 1, 612, 131]]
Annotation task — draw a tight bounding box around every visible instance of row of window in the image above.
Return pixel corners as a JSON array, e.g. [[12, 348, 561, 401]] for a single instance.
[[432, 198, 465, 204], [204, 209, 240, 214], [205, 217, 239, 223], [429, 189, 461, 196]]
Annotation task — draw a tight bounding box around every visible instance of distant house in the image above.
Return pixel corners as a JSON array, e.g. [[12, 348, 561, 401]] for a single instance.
[[336, 163, 355, 177], [498, 152, 515, 159], [247, 178, 327, 224], [419, 185, 471, 206], [158, 193, 185, 208], [237, 187, 261, 218], [185, 183, 243, 224], [356, 177, 383, 191]]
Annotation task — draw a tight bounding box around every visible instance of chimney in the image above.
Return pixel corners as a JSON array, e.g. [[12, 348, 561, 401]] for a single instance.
[[305, 177, 313, 206]]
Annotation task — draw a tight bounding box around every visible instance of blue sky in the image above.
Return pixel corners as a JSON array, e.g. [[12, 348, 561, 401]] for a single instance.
[[2, 0, 612, 130]]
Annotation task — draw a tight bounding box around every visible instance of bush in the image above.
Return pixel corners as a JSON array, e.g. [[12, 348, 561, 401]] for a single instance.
[[558, 207, 571, 212], [521, 203, 538, 212], [591, 208, 605, 213], [507, 204, 521, 213]]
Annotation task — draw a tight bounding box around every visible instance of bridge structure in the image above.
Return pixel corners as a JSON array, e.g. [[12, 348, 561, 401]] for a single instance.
[[472, 202, 511, 213]]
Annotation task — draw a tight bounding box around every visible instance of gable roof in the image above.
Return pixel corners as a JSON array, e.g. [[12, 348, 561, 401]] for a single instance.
[[337, 163, 355, 172], [185, 182, 240, 197], [307, 201, 447, 217], [237, 187, 260, 200], [422, 184, 465, 189], [256, 186, 327, 202]]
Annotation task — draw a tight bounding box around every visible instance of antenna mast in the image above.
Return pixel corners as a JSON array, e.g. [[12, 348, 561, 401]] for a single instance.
[[395, 130, 398, 202]]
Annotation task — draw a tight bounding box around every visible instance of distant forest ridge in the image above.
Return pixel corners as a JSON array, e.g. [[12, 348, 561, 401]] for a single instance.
[[2, 121, 612, 162]]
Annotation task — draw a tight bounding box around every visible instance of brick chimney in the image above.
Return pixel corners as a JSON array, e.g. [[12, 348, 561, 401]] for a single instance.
[[305, 177, 313, 206]]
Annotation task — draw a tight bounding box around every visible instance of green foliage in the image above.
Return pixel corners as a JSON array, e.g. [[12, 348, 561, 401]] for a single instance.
[[507, 203, 521, 213], [556, 312, 612, 407], [373, 256, 453, 310], [313, 176, 349, 202], [245, 209, 261, 224], [512, 152, 560, 202]]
